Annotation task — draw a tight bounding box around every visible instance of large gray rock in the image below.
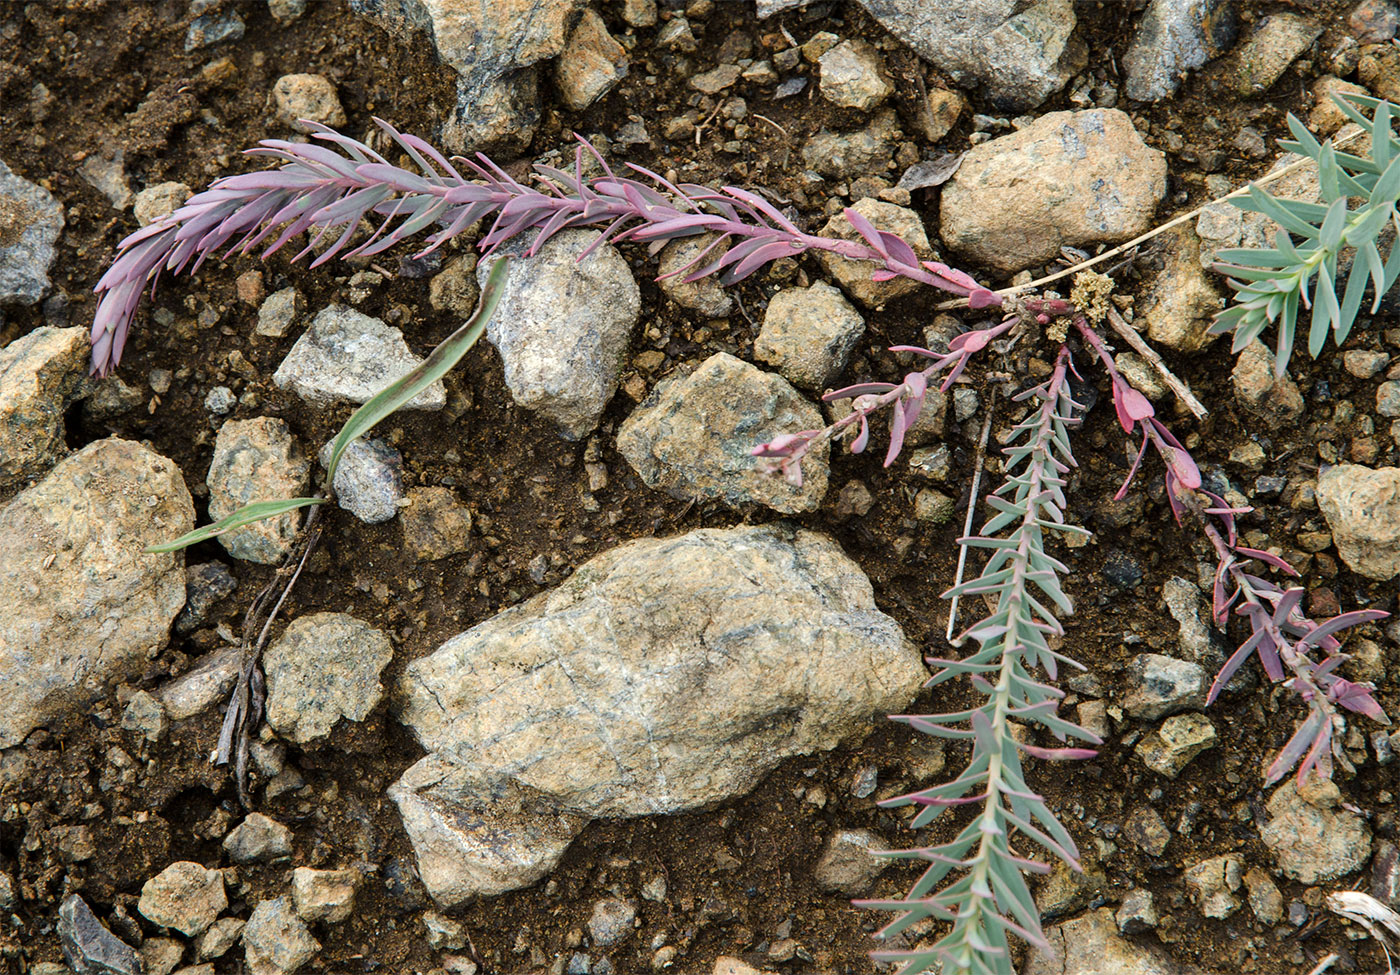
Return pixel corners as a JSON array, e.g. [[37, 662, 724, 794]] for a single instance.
[[348, 0, 577, 152], [1123, 0, 1238, 102], [617, 352, 829, 514], [1318, 464, 1400, 580], [1228, 13, 1322, 97], [273, 305, 445, 411], [941, 109, 1167, 274], [0, 326, 90, 489], [264, 613, 393, 744], [0, 439, 192, 748], [477, 229, 640, 439], [1260, 778, 1372, 883], [206, 417, 310, 565], [0, 158, 64, 306], [1023, 907, 1208, 975], [392, 523, 924, 904], [852, 0, 1083, 112]]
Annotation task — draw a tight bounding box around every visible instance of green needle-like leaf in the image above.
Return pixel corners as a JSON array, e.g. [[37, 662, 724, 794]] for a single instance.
[[144, 498, 323, 553]]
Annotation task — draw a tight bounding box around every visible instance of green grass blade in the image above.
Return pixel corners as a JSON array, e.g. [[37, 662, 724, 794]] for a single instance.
[[324, 256, 509, 484], [144, 498, 323, 553]]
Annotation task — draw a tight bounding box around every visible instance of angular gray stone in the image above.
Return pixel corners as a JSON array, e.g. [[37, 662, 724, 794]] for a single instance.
[[58, 894, 143, 975], [801, 110, 901, 181], [195, 916, 245, 960], [587, 897, 636, 947], [555, 8, 628, 111], [348, 0, 577, 153], [1229, 13, 1321, 96], [1318, 464, 1400, 580], [1123, 0, 1238, 102], [1244, 865, 1284, 923], [318, 437, 403, 524], [1184, 854, 1243, 919], [1139, 228, 1225, 353], [0, 439, 193, 748], [754, 282, 865, 391], [854, 0, 1081, 111], [256, 287, 303, 338], [243, 896, 320, 975], [206, 417, 310, 565], [121, 690, 167, 743], [941, 109, 1167, 274], [1024, 908, 1208, 975], [389, 755, 587, 907], [812, 828, 889, 895], [224, 813, 293, 865], [157, 649, 239, 721], [264, 612, 393, 744], [0, 158, 64, 305], [400, 486, 472, 561], [1260, 778, 1372, 883], [1135, 712, 1217, 778], [1232, 340, 1303, 424], [174, 562, 238, 635], [393, 523, 924, 902], [477, 228, 639, 439], [273, 305, 445, 410], [185, 10, 244, 51], [133, 181, 192, 227], [0, 326, 90, 488], [1121, 653, 1206, 720], [818, 40, 892, 111], [617, 352, 829, 514], [138, 861, 227, 937], [1116, 888, 1158, 933], [291, 867, 359, 923]]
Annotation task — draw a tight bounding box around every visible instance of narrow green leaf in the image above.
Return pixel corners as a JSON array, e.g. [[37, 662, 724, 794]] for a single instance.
[[1277, 286, 1299, 368], [144, 498, 323, 553], [1238, 185, 1320, 239], [1375, 100, 1392, 171], [1337, 253, 1370, 346], [1285, 112, 1324, 159], [324, 257, 509, 485], [1213, 247, 1293, 268], [1309, 261, 1339, 358], [1363, 239, 1387, 311], [1319, 197, 1348, 249]]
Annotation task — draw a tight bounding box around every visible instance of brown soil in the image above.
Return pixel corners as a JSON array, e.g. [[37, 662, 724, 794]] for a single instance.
[[0, 1, 1394, 974]]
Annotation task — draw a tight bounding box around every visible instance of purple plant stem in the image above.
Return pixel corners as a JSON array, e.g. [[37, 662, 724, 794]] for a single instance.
[[90, 120, 1000, 375]]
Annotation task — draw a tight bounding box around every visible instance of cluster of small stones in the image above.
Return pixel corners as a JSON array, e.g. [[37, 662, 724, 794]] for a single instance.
[[8, 0, 1400, 974]]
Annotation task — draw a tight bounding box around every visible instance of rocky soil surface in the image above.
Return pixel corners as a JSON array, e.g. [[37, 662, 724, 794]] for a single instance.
[[2, 1, 1400, 975]]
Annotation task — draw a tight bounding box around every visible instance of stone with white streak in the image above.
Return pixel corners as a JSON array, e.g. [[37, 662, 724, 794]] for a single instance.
[[477, 229, 640, 439], [273, 305, 445, 410]]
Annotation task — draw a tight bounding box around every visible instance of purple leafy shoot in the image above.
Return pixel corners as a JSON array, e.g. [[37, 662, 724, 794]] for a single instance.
[[89, 120, 1000, 376]]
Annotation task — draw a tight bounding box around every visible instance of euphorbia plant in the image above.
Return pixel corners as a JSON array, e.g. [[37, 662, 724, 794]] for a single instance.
[[88, 102, 1395, 975]]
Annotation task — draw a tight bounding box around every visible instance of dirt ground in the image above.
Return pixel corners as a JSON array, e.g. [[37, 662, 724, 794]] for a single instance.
[[0, 0, 1396, 973]]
